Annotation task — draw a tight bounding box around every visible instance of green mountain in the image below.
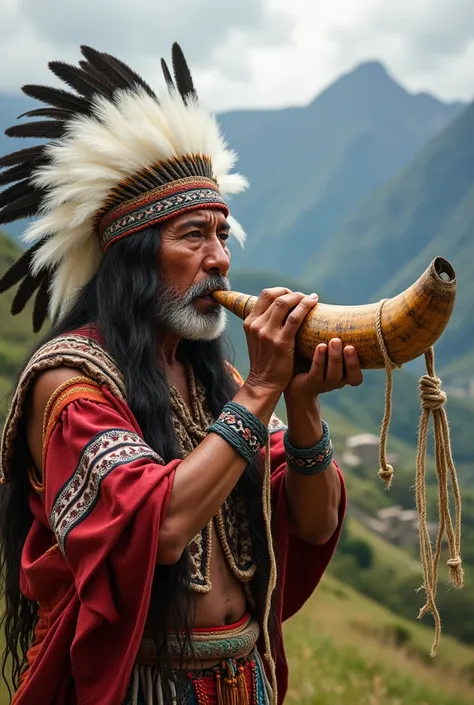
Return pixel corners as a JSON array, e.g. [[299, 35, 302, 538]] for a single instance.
[[305, 97, 474, 384]]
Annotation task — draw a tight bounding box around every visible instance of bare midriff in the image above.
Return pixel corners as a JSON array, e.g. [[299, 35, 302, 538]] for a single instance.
[[192, 524, 248, 628], [173, 524, 251, 669]]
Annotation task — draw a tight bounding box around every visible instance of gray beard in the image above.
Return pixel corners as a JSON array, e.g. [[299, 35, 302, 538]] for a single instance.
[[155, 274, 230, 341]]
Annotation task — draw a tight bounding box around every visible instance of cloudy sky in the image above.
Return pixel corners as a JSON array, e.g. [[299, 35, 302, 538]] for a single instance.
[[1, 0, 473, 111]]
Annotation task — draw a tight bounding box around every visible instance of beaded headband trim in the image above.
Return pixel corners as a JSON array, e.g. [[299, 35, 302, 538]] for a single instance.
[[98, 176, 229, 252]]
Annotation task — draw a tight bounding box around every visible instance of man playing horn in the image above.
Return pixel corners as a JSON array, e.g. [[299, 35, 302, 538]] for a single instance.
[[0, 44, 363, 705]]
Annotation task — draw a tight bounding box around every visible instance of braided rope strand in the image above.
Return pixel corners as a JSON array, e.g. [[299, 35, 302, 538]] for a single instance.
[[374, 300, 463, 657]]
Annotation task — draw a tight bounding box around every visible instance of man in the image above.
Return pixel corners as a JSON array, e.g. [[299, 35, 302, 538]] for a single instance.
[[0, 44, 362, 704]]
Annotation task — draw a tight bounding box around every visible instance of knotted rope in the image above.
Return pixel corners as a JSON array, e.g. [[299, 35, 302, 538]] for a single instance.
[[375, 300, 463, 656]]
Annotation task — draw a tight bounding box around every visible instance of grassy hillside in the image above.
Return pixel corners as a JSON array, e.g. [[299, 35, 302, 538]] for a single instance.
[[284, 573, 474, 705]]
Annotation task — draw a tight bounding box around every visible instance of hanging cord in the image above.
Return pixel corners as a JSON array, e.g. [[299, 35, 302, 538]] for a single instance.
[[375, 299, 400, 488], [374, 299, 464, 657], [415, 348, 464, 655], [261, 438, 278, 705]]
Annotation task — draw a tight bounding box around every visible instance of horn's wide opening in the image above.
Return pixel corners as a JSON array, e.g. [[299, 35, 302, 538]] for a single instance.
[[434, 257, 456, 282]]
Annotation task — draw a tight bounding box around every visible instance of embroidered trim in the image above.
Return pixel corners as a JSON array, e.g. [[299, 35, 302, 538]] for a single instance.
[[284, 442, 333, 471], [211, 406, 266, 458], [137, 614, 260, 663], [49, 428, 163, 555], [1, 333, 126, 483], [99, 177, 228, 252], [268, 413, 287, 435], [283, 420, 334, 475]]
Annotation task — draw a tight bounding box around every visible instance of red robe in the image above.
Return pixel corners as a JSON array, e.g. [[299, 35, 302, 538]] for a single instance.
[[12, 338, 346, 705]]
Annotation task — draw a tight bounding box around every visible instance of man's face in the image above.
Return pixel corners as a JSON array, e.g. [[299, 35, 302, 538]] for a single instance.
[[155, 208, 231, 341]]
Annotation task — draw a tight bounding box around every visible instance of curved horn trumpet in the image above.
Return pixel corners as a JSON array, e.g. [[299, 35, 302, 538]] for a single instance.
[[212, 257, 456, 369]]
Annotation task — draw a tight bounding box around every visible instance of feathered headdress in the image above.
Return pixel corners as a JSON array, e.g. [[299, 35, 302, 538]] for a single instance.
[[0, 44, 248, 332]]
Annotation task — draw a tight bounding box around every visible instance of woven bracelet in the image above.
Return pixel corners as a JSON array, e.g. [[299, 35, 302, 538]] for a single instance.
[[284, 419, 334, 475], [208, 401, 268, 464]]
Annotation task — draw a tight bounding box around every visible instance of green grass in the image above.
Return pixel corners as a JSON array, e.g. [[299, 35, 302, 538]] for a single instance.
[[348, 517, 421, 574], [283, 574, 474, 705]]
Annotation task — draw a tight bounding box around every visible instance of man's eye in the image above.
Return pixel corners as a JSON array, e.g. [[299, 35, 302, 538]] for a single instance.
[[219, 232, 229, 241], [185, 231, 202, 239]]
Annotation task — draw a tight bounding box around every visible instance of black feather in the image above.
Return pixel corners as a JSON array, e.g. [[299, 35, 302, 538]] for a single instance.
[[22, 84, 90, 113], [5, 120, 65, 139], [17, 107, 74, 121], [0, 243, 42, 294], [0, 162, 41, 187], [0, 146, 45, 169], [33, 274, 51, 333], [0, 191, 42, 224], [171, 43, 198, 102], [0, 181, 37, 209], [79, 60, 115, 90], [161, 59, 175, 91], [11, 270, 43, 315], [48, 60, 115, 99], [80, 45, 156, 97]]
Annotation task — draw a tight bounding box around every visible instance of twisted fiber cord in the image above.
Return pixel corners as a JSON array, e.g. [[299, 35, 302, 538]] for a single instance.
[[416, 348, 464, 656], [261, 438, 278, 705], [375, 299, 400, 489], [374, 300, 463, 657]]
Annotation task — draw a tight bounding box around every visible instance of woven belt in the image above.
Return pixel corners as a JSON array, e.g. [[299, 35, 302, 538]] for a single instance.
[[136, 613, 260, 666]]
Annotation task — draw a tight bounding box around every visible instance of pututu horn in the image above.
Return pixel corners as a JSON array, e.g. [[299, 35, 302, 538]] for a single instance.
[[212, 257, 456, 369]]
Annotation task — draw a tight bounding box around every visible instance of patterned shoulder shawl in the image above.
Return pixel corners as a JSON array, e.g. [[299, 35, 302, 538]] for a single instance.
[[0, 329, 273, 593], [1, 331, 126, 484]]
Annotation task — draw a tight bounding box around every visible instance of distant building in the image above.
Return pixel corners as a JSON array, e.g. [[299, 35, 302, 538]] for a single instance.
[[354, 504, 441, 548], [342, 433, 399, 469]]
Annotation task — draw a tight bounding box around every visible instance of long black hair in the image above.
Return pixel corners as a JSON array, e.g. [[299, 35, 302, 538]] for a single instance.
[[0, 226, 275, 702]]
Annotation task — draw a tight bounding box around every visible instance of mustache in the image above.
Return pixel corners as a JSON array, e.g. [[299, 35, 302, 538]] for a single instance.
[[187, 275, 230, 301]]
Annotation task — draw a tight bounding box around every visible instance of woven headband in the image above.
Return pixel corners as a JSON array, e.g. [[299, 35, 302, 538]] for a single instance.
[[98, 176, 229, 252]]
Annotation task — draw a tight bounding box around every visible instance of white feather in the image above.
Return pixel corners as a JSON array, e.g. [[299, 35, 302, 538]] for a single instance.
[[25, 84, 248, 321], [227, 215, 246, 246]]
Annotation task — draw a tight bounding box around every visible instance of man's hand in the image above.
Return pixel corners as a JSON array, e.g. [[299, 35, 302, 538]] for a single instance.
[[242, 287, 319, 397], [285, 337, 364, 406]]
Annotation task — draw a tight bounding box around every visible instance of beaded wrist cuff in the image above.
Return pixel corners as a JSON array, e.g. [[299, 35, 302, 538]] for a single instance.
[[208, 401, 269, 464], [284, 419, 334, 475]]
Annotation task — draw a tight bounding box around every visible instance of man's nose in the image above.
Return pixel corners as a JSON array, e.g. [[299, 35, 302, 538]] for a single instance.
[[202, 239, 230, 275]]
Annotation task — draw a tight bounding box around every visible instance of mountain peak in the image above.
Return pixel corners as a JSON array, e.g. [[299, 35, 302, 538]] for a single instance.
[[307, 58, 403, 110], [352, 60, 391, 79]]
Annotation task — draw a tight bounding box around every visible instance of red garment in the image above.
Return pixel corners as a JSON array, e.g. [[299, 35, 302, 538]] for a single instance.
[[13, 372, 346, 704]]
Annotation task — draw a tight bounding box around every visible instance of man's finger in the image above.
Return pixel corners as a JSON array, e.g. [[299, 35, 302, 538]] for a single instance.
[[272, 293, 317, 331], [326, 338, 344, 382], [343, 346, 363, 386], [246, 287, 292, 321], [307, 343, 327, 384]]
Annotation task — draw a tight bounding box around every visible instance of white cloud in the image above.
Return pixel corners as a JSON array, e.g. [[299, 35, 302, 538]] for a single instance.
[[0, 0, 473, 110]]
